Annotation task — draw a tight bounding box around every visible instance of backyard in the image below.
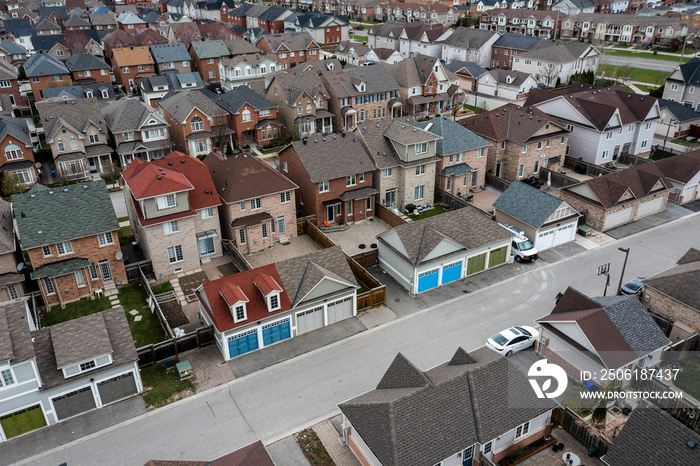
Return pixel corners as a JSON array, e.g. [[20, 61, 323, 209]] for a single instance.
[[674, 355, 700, 401], [40, 296, 111, 327], [409, 204, 447, 221], [119, 284, 167, 347], [140, 361, 196, 409], [606, 49, 691, 63]]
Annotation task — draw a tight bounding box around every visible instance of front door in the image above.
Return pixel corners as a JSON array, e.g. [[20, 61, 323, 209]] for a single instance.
[[472, 169, 479, 187], [613, 145, 620, 160], [496, 161, 502, 178], [327, 205, 334, 223], [99, 260, 112, 281]]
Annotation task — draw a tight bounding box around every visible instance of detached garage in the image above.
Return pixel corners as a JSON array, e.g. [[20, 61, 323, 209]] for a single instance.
[[494, 181, 581, 252], [378, 207, 512, 295]]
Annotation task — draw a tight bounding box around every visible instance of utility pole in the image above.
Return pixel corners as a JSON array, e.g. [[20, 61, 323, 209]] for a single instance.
[[616, 247, 630, 295]]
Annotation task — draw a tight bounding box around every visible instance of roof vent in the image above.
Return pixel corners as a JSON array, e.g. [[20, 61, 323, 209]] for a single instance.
[[332, 135, 337, 139], [181, 159, 185, 163], [30, 194, 35, 198], [313, 139, 317, 143], [688, 440, 696, 450], [63, 188, 68, 192], [157, 176, 162, 180], [48, 191, 54, 195], [628, 94, 631, 98], [38, 231, 42, 235], [530, 116, 533, 119], [83, 185, 88, 189], [412, 129, 416, 132], [641, 97, 644, 101], [168, 161, 173, 165]]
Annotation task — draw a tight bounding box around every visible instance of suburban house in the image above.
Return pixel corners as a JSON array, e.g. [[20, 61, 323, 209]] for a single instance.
[[395, 23, 451, 61], [225, 37, 264, 57], [103, 31, 137, 64], [188, 40, 230, 84], [203, 152, 297, 253], [440, 27, 499, 68], [642, 248, 700, 342], [292, 12, 349, 46], [333, 42, 370, 66], [339, 346, 557, 465], [196, 246, 358, 360], [365, 47, 404, 65], [552, 0, 596, 15], [465, 103, 569, 182], [368, 20, 412, 52], [218, 53, 279, 91], [355, 118, 440, 211], [490, 33, 542, 70], [211, 85, 281, 148], [121, 152, 222, 278], [319, 64, 401, 132], [265, 68, 332, 138], [34, 17, 62, 36], [0, 199, 25, 303], [0, 59, 22, 110], [89, 11, 118, 31], [655, 99, 700, 140], [112, 45, 156, 94], [493, 181, 581, 251], [651, 149, 700, 205], [37, 98, 113, 179], [12, 181, 126, 307], [477, 69, 538, 101], [43, 84, 115, 102], [278, 135, 378, 228], [255, 32, 321, 70], [139, 72, 204, 109], [0, 114, 37, 186], [24, 51, 71, 101], [535, 287, 670, 387], [444, 60, 487, 92], [416, 116, 490, 198], [64, 52, 111, 84], [0, 38, 28, 67], [102, 97, 172, 168], [63, 15, 91, 32], [374, 2, 458, 26], [377, 207, 512, 294], [663, 57, 700, 110], [117, 11, 147, 36], [159, 89, 233, 157], [150, 43, 192, 75], [527, 84, 660, 164], [559, 163, 671, 231], [0, 301, 142, 442], [511, 41, 600, 88]]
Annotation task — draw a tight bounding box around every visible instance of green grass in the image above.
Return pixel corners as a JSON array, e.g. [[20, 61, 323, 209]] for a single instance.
[[410, 204, 447, 221], [599, 64, 669, 85], [118, 225, 134, 246], [606, 49, 691, 63], [351, 35, 367, 43], [140, 361, 196, 408], [40, 296, 111, 326], [118, 216, 129, 223], [119, 284, 166, 347], [151, 281, 173, 295], [675, 356, 700, 401], [463, 104, 485, 114], [671, 137, 700, 147]]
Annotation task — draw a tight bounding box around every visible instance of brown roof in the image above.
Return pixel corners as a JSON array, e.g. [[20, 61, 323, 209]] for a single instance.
[[0, 300, 35, 364], [464, 103, 565, 144], [652, 149, 700, 184], [644, 248, 700, 313], [112, 45, 155, 67], [581, 163, 671, 208], [50, 312, 113, 368]]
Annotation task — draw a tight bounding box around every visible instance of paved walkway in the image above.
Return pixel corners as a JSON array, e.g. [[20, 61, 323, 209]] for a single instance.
[[519, 428, 606, 466], [266, 437, 311, 465], [246, 235, 321, 268], [313, 420, 359, 466]]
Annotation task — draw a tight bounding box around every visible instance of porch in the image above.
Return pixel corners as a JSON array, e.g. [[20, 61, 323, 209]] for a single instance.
[[116, 140, 172, 168], [55, 152, 91, 182]]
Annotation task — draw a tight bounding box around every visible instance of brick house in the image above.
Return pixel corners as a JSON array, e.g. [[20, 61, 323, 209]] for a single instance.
[[0, 199, 25, 303], [278, 135, 378, 228], [117, 11, 148, 36], [559, 163, 671, 231], [203, 152, 298, 253], [150, 43, 192, 75], [188, 40, 230, 83], [491, 33, 542, 70], [12, 181, 127, 307], [416, 117, 490, 197], [65, 52, 111, 84], [224, 2, 254, 28], [121, 152, 222, 278], [24, 51, 71, 101], [256, 6, 292, 34], [0, 38, 28, 67], [212, 85, 281, 148], [0, 59, 22, 110], [465, 103, 569, 183], [0, 114, 37, 186], [63, 15, 91, 32], [102, 30, 136, 63], [219, 53, 279, 91], [444, 60, 487, 93], [255, 32, 321, 71], [89, 11, 118, 32], [112, 46, 156, 94], [292, 12, 349, 46], [34, 17, 62, 36]]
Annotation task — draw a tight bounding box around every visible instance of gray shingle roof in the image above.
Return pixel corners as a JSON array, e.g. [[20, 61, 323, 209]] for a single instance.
[[12, 180, 119, 249], [384, 55, 442, 87], [50, 311, 112, 368], [257, 31, 318, 52], [150, 43, 190, 63], [42, 83, 115, 101], [444, 60, 487, 79], [225, 38, 263, 56], [493, 33, 542, 50], [213, 85, 276, 114], [519, 40, 594, 64], [355, 119, 436, 171], [189, 39, 230, 59], [658, 98, 700, 123], [492, 181, 568, 229], [0, 114, 32, 147], [644, 249, 700, 312], [65, 52, 110, 72], [417, 116, 490, 156], [0, 38, 27, 55], [443, 27, 498, 49], [102, 97, 165, 133], [158, 88, 228, 122], [0, 300, 35, 364], [36, 98, 110, 143], [63, 15, 90, 27], [140, 72, 204, 93], [31, 257, 91, 280], [24, 51, 69, 78], [320, 64, 399, 98], [0, 199, 15, 255], [487, 68, 533, 87], [269, 69, 328, 106]]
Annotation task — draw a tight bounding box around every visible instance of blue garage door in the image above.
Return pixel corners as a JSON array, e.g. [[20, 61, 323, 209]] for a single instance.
[[441, 261, 462, 285], [262, 320, 291, 346], [228, 329, 259, 359], [417, 268, 439, 293]]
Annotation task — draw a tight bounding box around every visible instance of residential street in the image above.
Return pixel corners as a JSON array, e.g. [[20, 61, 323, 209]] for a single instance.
[[16, 212, 700, 466], [600, 55, 680, 71]]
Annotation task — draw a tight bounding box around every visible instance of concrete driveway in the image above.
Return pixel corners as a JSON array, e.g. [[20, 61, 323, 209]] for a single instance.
[[110, 190, 127, 219]]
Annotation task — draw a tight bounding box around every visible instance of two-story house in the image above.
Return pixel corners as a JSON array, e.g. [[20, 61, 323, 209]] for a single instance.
[[159, 89, 233, 157], [490, 33, 542, 70], [0, 199, 25, 303], [278, 135, 378, 228], [150, 43, 192, 75], [34, 17, 62, 36], [13, 181, 127, 307], [663, 57, 700, 110], [121, 152, 222, 278], [292, 12, 349, 46], [63, 15, 91, 32], [24, 51, 71, 101], [37, 98, 113, 179], [112, 45, 156, 94], [139, 72, 204, 109], [64, 52, 111, 85], [212, 86, 281, 148], [188, 40, 230, 84], [203, 152, 298, 252], [355, 118, 440, 210], [0, 38, 28, 68], [398, 23, 451, 60], [0, 115, 37, 186], [511, 41, 600, 88], [466, 103, 569, 182], [0, 59, 21, 110], [368, 20, 409, 52], [255, 32, 320, 71], [266, 68, 332, 138], [89, 11, 118, 32], [117, 11, 147, 36], [102, 97, 172, 168], [218, 53, 279, 91]]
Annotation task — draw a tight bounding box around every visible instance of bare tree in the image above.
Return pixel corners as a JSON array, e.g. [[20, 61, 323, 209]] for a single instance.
[[62, 31, 91, 55], [540, 65, 560, 89]]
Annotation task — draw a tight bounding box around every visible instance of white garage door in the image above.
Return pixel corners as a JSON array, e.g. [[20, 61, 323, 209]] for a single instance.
[[604, 206, 634, 230], [685, 185, 698, 203], [296, 306, 324, 334], [553, 222, 577, 247], [636, 197, 665, 218], [536, 229, 555, 250], [327, 296, 353, 324]]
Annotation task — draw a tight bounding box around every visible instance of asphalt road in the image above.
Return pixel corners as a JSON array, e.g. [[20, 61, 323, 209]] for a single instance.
[[600, 55, 681, 71], [20, 212, 700, 466]]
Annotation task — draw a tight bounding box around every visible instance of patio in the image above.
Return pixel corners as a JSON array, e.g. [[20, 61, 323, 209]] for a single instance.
[[246, 235, 321, 268], [325, 218, 392, 256], [519, 428, 606, 466], [470, 186, 501, 212]]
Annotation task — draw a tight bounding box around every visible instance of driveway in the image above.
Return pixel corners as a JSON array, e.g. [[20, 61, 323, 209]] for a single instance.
[[110, 190, 127, 219], [605, 202, 693, 239]]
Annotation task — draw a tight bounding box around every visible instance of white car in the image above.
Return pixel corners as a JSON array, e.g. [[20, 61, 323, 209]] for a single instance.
[[486, 326, 538, 357]]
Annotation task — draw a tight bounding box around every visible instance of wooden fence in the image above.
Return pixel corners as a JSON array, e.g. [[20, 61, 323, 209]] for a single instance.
[[435, 187, 471, 210], [618, 153, 651, 167], [648, 309, 675, 337], [351, 249, 378, 268], [660, 334, 700, 366], [297, 219, 338, 248], [136, 326, 215, 368], [563, 157, 613, 177], [137, 264, 174, 339], [553, 407, 610, 457], [374, 203, 406, 227], [485, 172, 511, 192], [650, 144, 684, 160], [631, 376, 700, 434], [221, 239, 252, 272], [125, 260, 153, 283], [538, 167, 579, 188]]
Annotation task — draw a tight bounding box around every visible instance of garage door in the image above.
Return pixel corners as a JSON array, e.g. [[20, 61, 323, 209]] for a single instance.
[[604, 206, 634, 230], [0, 405, 46, 439], [553, 222, 576, 247], [636, 197, 665, 218], [441, 261, 462, 285], [327, 296, 353, 324], [228, 329, 259, 358], [466, 253, 486, 276], [262, 319, 291, 346], [97, 372, 138, 405], [417, 268, 439, 293], [537, 229, 555, 250], [296, 306, 324, 334], [488, 246, 508, 268], [53, 386, 96, 421]]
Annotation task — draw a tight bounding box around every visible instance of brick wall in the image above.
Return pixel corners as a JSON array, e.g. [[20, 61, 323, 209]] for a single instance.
[[230, 103, 279, 146], [486, 130, 568, 183], [155, 60, 191, 75], [114, 63, 155, 93], [30, 74, 71, 101], [162, 107, 211, 156], [279, 145, 317, 221], [71, 68, 111, 84], [644, 286, 700, 335], [0, 133, 35, 168], [437, 147, 488, 195], [0, 79, 22, 107], [144, 216, 200, 278], [191, 55, 222, 83]]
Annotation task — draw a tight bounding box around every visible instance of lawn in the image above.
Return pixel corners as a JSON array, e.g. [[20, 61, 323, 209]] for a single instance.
[[410, 204, 447, 221], [599, 64, 669, 85], [351, 35, 367, 43], [140, 361, 196, 409], [295, 428, 334, 466], [117, 216, 129, 223], [675, 356, 700, 401], [118, 225, 135, 246], [151, 281, 173, 295], [463, 104, 485, 114], [119, 284, 167, 347], [40, 296, 111, 326], [607, 49, 691, 63], [670, 138, 700, 147]]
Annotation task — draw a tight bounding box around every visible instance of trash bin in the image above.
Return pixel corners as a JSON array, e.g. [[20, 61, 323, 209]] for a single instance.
[[588, 445, 598, 457]]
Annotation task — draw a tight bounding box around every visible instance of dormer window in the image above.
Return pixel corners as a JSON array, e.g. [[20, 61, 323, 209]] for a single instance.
[[269, 293, 280, 311], [233, 304, 246, 322], [360, 83, 365, 92]]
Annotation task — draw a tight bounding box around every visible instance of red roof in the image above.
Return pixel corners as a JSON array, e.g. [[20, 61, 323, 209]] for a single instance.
[[220, 281, 249, 306], [197, 263, 291, 332], [254, 273, 283, 296]]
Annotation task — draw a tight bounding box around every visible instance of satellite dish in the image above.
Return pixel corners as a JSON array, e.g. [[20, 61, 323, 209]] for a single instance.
[[16, 262, 24, 272], [115, 251, 123, 261]]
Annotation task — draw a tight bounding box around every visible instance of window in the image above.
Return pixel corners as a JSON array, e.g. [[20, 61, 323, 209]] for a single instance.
[[157, 194, 176, 210], [208, 58, 214, 65], [628, 124, 635, 132], [307, 103, 312, 113], [416, 142, 428, 154], [250, 198, 261, 210], [44, 277, 55, 295], [163, 221, 179, 234], [670, 83, 679, 91], [234, 305, 246, 322], [515, 421, 530, 439], [1, 369, 15, 387], [476, 148, 484, 158], [561, 136, 565, 144], [167, 245, 183, 263], [191, 116, 204, 131], [56, 241, 73, 255], [297, 105, 303, 114], [70, 138, 78, 150], [239, 228, 246, 244], [534, 161, 539, 174], [522, 144, 527, 154], [414, 185, 424, 200], [124, 132, 134, 141], [566, 124, 574, 132], [501, 141, 506, 150], [270, 294, 279, 310], [262, 223, 268, 238], [239, 201, 246, 211], [546, 139, 551, 147], [260, 109, 271, 117], [8, 284, 18, 300], [89, 263, 99, 280], [359, 173, 364, 183], [348, 200, 353, 215], [122, 66, 129, 73], [202, 208, 214, 219], [537, 141, 543, 150], [645, 122, 652, 130], [346, 175, 356, 186], [415, 165, 425, 175], [602, 149, 609, 158], [280, 191, 291, 203], [641, 139, 648, 149], [75, 270, 85, 287], [383, 168, 392, 177], [606, 131, 613, 140], [518, 164, 524, 178], [242, 109, 251, 122], [98, 232, 113, 245]]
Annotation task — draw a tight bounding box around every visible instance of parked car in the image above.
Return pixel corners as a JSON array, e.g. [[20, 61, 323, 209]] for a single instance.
[[486, 326, 538, 357], [353, 25, 365, 30], [619, 277, 645, 296]]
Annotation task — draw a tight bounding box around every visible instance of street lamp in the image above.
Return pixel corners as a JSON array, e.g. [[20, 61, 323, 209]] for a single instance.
[[617, 247, 630, 295], [662, 118, 677, 154]]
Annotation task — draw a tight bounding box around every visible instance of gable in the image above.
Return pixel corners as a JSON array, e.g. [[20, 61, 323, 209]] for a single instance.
[[650, 179, 666, 192], [617, 188, 636, 203], [543, 203, 577, 224], [420, 237, 465, 263], [547, 321, 596, 353], [566, 182, 600, 202], [298, 276, 353, 305], [380, 229, 409, 258], [536, 98, 592, 126]]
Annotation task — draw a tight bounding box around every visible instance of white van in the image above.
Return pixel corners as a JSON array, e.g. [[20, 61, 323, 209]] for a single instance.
[[499, 224, 538, 263]]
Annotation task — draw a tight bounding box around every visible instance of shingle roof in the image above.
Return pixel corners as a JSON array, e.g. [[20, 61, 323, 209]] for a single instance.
[[189, 39, 229, 59], [493, 33, 542, 50], [36, 97, 109, 143], [65, 52, 110, 71], [0, 300, 35, 364], [658, 98, 700, 123], [354, 119, 437, 171], [257, 31, 318, 52], [37, 6, 69, 19], [0, 199, 15, 255], [150, 43, 190, 63], [519, 40, 595, 64], [24, 51, 69, 78], [487, 68, 533, 87], [63, 15, 90, 27], [212, 85, 276, 114], [102, 97, 165, 133], [464, 103, 566, 144], [652, 148, 700, 184], [225, 38, 263, 56], [31, 257, 91, 280], [140, 72, 204, 93], [416, 116, 490, 156], [335, 41, 370, 57], [50, 311, 112, 368], [674, 57, 700, 86], [12, 180, 119, 249], [442, 27, 498, 49], [320, 64, 399, 98], [0, 39, 27, 55], [493, 181, 571, 229], [42, 83, 115, 101], [384, 54, 442, 87], [117, 11, 146, 25], [31, 34, 65, 54], [3, 18, 34, 38], [89, 12, 118, 26], [158, 88, 228, 122], [269, 68, 328, 106], [0, 114, 32, 147], [643, 248, 700, 313], [444, 60, 487, 79]]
